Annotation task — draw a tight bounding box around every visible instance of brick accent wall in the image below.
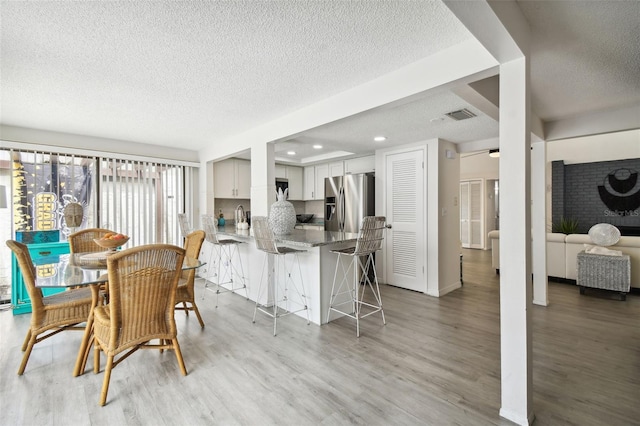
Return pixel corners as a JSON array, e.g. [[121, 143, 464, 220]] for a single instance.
[[552, 158, 640, 234]]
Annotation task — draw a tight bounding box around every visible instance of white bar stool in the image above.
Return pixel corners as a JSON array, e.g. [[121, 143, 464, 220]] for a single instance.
[[177, 213, 192, 240], [201, 214, 248, 307], [327, 216, 387, 337], [251, 216, 309, 336]]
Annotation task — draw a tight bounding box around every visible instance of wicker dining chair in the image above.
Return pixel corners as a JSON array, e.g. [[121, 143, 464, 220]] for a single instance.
[[68, 228, 115, 296], [92, 243, 187, 406], [68, 228, 115, 254], [6, 240, 93, 375], [175, 230, 206, 327]]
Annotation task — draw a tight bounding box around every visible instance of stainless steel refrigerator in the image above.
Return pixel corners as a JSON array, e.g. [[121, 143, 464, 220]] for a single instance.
[[324, 173, 375, 232]]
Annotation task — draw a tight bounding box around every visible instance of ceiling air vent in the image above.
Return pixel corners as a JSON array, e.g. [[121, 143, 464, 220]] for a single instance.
[[445, 108, 477, 121]]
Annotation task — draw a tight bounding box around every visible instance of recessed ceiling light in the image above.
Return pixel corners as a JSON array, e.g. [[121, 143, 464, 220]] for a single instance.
[[313, 144, 323, 149], [287, 151, 296, 156], [374, 136, 386, 142]]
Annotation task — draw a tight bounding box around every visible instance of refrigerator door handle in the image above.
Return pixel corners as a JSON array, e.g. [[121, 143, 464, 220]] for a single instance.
[[339, 186, 346, 231]]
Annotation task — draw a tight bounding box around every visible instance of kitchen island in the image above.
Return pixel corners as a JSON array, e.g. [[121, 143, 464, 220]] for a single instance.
[[203, 226, 361, 325]]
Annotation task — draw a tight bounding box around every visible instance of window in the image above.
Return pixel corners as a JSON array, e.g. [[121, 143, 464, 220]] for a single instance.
[[0, 147, 195, 303]]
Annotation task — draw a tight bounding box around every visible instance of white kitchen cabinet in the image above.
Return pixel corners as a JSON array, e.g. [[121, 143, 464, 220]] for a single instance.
[[275, 164, 286, 179], [286, 166, 303, 200], [345, 155, 375, 174], [276, 164, 303, 200], [214, 158, 251, 199], [314, 164, 328, 200], [303, 164, 328, 200], [304, 166, 315, 200], [329, 161, 344, 177]]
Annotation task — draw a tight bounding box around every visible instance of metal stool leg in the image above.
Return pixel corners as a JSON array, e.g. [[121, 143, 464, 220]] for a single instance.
[[202, 242, 220, 301], [327, 251, 385, 337], [253, 251, 308, 336]]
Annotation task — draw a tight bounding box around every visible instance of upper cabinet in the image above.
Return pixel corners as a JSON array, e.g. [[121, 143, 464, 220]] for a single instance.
[[214, 158, 251, 199], [275, 164, 303, 200], [329, 161, 344, 177], [275, 164, 287, 179], [304, 164, 328, 200], [345, 155, 375, 175]]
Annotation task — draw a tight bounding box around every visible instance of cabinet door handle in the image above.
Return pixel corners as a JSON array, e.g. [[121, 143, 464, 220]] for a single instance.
[[38, 251, 52, 256]]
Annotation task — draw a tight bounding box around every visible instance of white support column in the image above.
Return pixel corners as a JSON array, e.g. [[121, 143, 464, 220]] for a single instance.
[[499, 57, 534, 425], [250, 142, 275, 217], [532, 141, 548, 306]]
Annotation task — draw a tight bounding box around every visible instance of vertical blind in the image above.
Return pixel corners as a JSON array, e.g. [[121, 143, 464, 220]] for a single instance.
[[1, 148, 191, 247]]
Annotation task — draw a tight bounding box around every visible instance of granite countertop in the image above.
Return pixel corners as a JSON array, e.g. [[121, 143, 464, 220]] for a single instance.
[[216, 226, 358, 248]]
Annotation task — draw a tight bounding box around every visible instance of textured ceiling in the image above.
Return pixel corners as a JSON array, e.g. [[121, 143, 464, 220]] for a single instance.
[[1, 1, 470, 151], [518, 0, 640, 121], [1, 1, 639, 162]]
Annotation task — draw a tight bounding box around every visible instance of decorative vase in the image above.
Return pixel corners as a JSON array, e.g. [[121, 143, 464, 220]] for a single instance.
[[269, 188, 296, 234], [218, 217, 225, 227]]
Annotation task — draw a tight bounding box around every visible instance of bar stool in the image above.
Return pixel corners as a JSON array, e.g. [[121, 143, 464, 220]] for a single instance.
[[177, 213, 192, 239], [327, 216, 387, 337], [251, 216, 309, 336], [201, 214, 247, 307]]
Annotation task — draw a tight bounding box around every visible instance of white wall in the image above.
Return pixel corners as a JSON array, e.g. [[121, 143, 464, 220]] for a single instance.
[[547, 129, 640, 164], [437, 140, 462, 295], [460, 150, 499, 180]]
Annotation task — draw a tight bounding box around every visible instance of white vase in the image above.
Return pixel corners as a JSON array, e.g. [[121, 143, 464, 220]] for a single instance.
[[269, 188, 296, 234]]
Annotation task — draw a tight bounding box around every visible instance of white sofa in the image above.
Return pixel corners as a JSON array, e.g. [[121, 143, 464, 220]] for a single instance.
[[487, 230, 640, 289]]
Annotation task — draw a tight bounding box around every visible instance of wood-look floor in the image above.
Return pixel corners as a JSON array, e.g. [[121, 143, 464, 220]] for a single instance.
[[1, 249, 639, 425]]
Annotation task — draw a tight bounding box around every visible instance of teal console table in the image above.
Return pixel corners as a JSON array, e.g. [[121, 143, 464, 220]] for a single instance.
[[11, 241, 70, 315]]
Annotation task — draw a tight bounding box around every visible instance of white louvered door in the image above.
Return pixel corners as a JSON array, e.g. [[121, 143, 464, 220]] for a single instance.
[[384, 149, 425, 292], [460, 180, 483, 249]]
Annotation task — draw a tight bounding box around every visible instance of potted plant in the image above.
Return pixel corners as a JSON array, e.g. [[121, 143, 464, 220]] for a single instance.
[[552, 217, 580, 234]]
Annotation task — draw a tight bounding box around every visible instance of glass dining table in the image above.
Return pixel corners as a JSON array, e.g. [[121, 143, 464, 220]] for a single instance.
[[33, 252, 204, 376]]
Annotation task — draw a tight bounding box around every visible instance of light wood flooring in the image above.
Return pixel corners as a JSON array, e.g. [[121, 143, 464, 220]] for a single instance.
[[1, 248, 639, 425]]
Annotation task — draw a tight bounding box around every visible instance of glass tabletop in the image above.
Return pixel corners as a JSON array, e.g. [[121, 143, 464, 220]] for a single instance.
[[34, 253, 204, 288]]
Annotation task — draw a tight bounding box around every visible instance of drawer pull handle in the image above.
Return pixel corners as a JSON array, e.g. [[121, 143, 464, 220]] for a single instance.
[[38, 251, 52, 256]]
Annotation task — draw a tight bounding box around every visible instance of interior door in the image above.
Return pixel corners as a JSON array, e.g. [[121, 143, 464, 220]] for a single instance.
[[384, 149, 426, 292], [460, 179, 483, 249]]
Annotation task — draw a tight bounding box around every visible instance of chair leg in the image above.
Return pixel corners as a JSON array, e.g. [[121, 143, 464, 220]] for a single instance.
[[216, 246, 223, 308], [354, 257, 361, 338], [21, 329, 32, 352], [369, 254, 386, 325], [272, 260, 278, 336], [233, 244, 249, 300], [293, 253, 310, 325], [79, 335, 94, 375], [17, 333, 36, 375], [172, 338, 188, 376], [182, 301, 189, 316], [191, 301, 205, 328], [253, 253, 269, 324], [99, 355, 114, 406], [94, 341, 101, 373]]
